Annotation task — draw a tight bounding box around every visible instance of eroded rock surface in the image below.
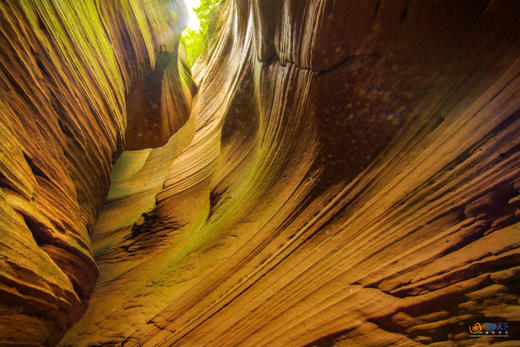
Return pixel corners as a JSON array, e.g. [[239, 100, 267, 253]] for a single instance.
[[0, 0, 193, 344], [1, 0, 520, 346]]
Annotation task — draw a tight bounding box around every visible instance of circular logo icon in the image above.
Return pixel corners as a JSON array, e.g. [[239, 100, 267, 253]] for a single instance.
[[470, 323, 482, 333]]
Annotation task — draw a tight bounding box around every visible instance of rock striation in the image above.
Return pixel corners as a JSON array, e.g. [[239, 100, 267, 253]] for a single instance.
[[1, 0, 520, 346], [0, 0, 193, 344]]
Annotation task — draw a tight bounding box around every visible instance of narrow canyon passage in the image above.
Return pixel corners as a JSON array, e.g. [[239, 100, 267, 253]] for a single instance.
[[1, 0, 520, 346]]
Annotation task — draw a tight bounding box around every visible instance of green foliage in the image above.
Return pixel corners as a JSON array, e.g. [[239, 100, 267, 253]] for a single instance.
[[181, 0, 219, 67]]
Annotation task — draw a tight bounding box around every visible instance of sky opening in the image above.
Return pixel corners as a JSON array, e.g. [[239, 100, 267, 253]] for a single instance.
[[185, 0, 201, 30]]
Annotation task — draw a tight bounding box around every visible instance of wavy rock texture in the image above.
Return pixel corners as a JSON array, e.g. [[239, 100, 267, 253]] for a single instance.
[[1, 0, 520, 346], [0, 0, 193, 345]]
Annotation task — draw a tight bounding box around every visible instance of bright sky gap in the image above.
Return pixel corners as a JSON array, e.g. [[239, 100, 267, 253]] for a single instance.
[[185, 0, 201, 30]]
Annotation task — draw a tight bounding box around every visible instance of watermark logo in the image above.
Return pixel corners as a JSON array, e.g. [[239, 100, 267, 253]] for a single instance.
[[469, 323, 483, 334], [469, 322, 509, 337]]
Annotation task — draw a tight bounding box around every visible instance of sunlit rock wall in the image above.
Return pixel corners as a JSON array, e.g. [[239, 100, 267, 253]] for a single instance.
[[1, 0, 520, 346], [62, 0, 520, 346], [0, 0, 193, 345]]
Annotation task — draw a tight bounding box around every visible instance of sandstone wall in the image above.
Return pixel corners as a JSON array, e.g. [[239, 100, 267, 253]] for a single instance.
[[1, 0, 519, 346], [0, 0, 193, 344], [64, 0, 520, 346]]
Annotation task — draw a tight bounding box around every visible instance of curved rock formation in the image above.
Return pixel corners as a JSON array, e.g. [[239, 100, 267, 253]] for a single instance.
[[0, 0, 193, 344], [1, 0, 520, 346]]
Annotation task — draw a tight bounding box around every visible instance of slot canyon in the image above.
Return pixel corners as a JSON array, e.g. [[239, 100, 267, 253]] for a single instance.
[[1, 0, 520, 345]]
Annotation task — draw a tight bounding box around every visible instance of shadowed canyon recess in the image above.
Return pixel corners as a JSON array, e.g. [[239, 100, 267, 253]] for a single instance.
[[1, 0, 520, 346]]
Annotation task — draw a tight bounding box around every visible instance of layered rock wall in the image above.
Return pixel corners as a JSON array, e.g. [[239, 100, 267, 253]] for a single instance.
[[0, 0, 193, 344], [1, 0, 519, 346], [63, 0, 520, 346]]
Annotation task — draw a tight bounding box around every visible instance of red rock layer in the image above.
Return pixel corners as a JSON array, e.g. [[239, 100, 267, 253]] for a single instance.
[[61, 0, 520, 346], [0, 0, 193, 345]]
